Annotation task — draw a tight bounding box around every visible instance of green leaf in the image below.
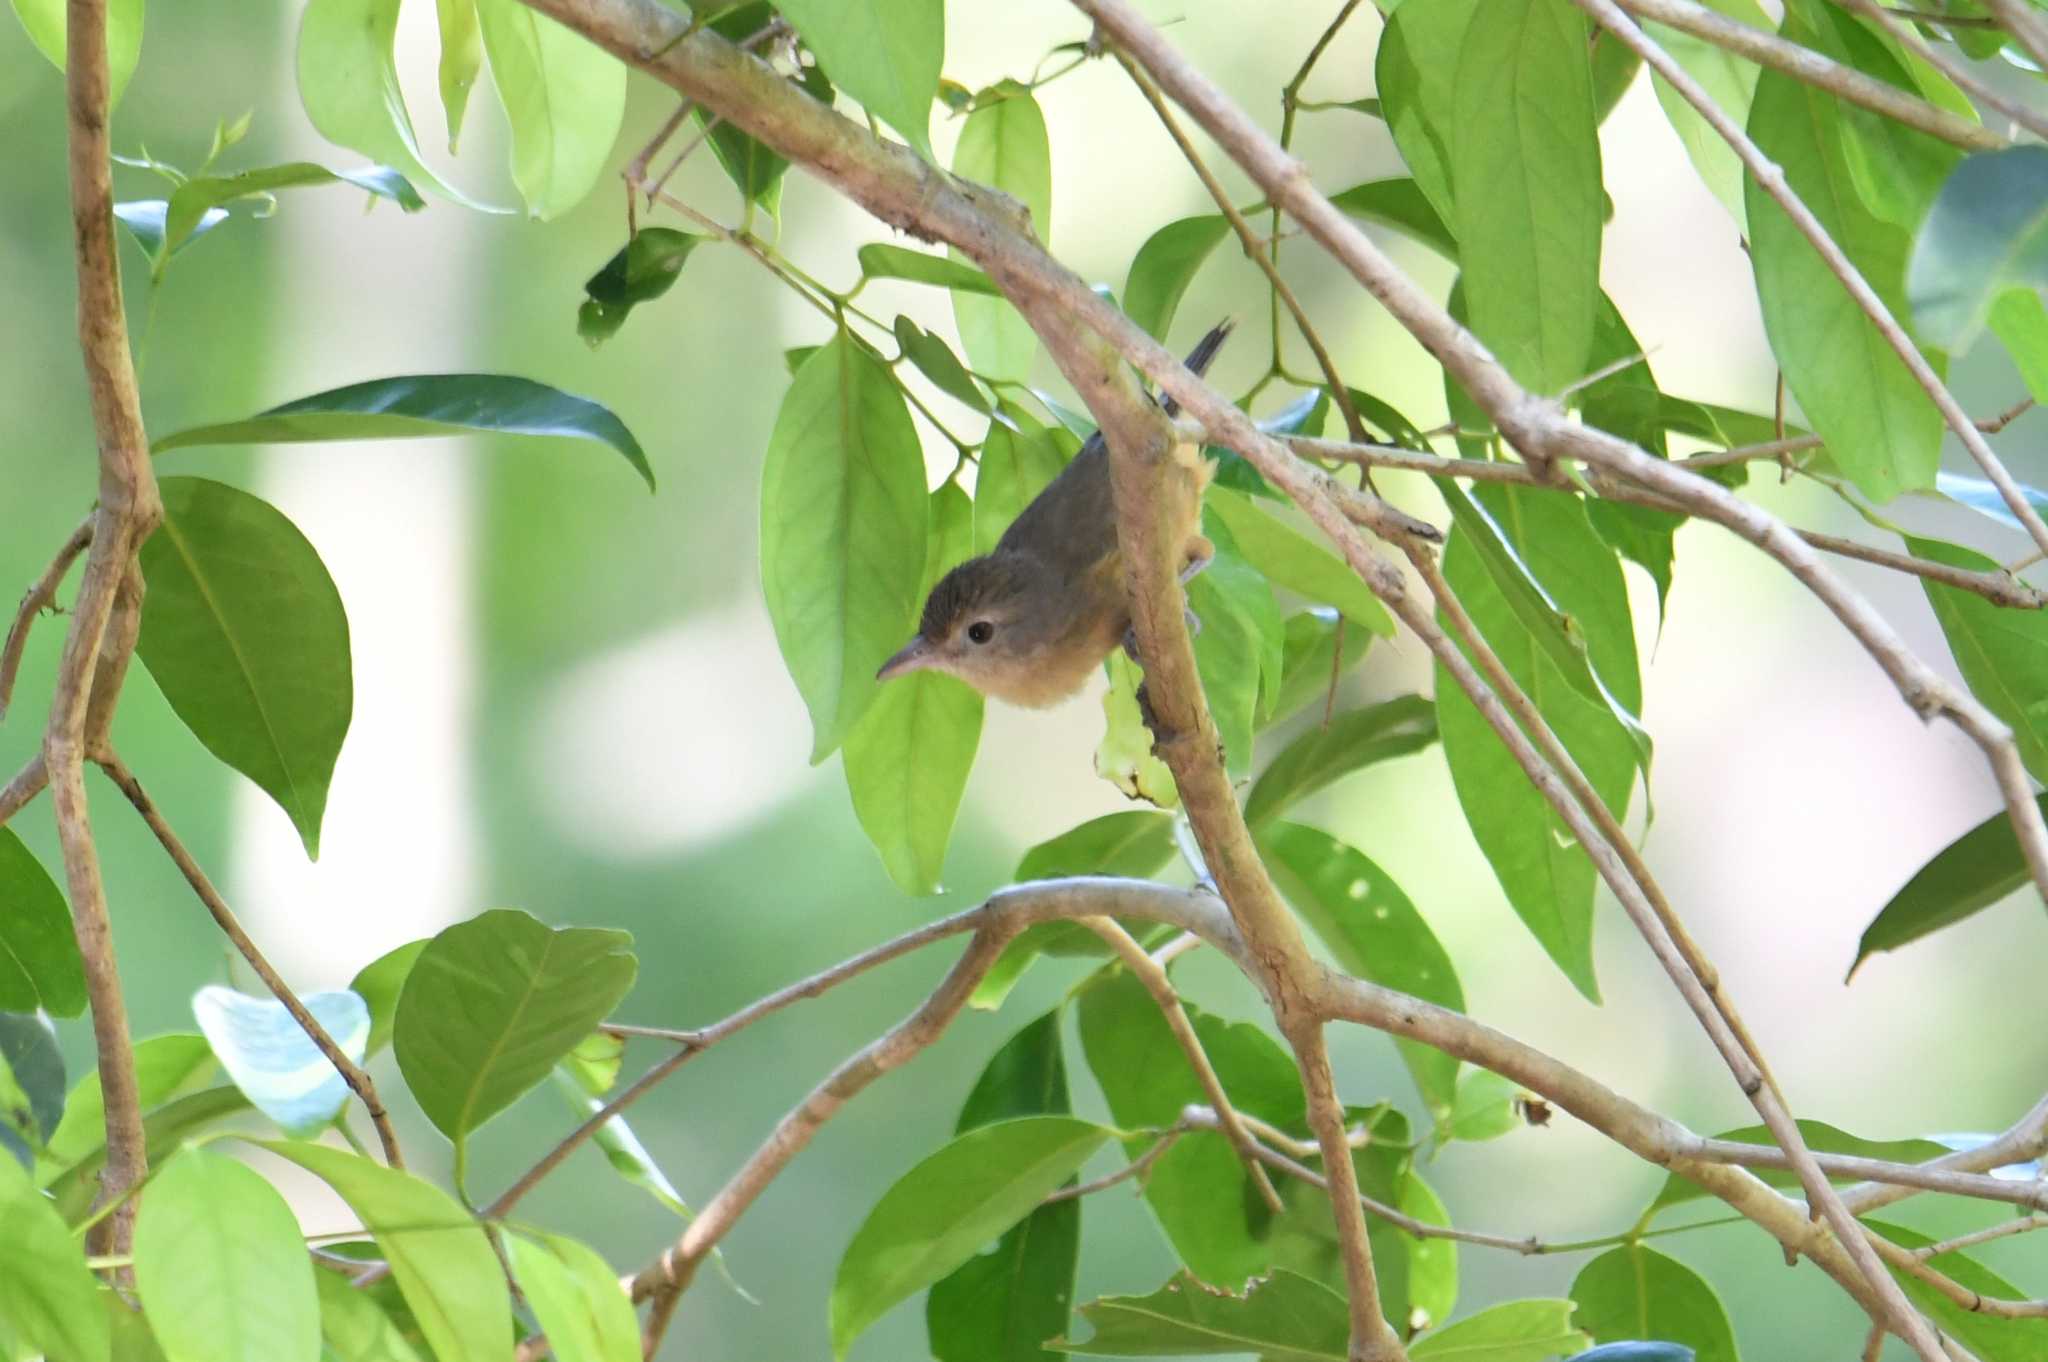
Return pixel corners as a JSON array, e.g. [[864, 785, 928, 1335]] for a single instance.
[[1580, 295, 1682, 616], [1443, 1068, 1520, 1143], [473, 0, 624, 219], [560, 1030, 623, 1097], [8, 0, 141, 107], [1328, 178, 1458, 260], [1189, 532, 1283, 778], [1124, 215, 1231, 340], [831, 1116, 1111, 1358], [762, 334, 929, 763], [349, 940, 426, 1057], [395, 910, 634, 1146], [1872, 1220, 2048, 1362], [0, 1014, 64, 1167], [0, 831, 83, 1018], [1854, 793, 2048, 973], [1450, 0, 1601, 393], [1990, 289, 2048, 403], [1571, 1245, 1738, 1362], [435, 0, 483, 151], [1097, 653, 1177, 807], [1436, 484, 1641, 1002], [315, 1270, 428, 1362], [1645, 0, 1768, 227], [1645, 1120, 1947, 1215], [155, 163, 423, 274], [38, 1033, 214, 1184], [1403, 1172, 1459, 1329], [549, 1073, 699, 1225], [578, 228, 708, 347], [976, 417, 1069, 555], [0, 1154, 107, 1362], [1746, 42, 1940, 501], [506, 1233, 638, 1362], [1244, 696, 1438, 828], [1056, 1268, 1349, 1359], [135, 1148, 319, 1362], [845, 485, 983, 894], [929, 1011, 1078, 1362], [952, 81, 1050, 382], [1206, 488, 1394, 638], [137, 477, 353, 859], [1909, 146, 2048, 352], [1260, 821, 1463, 1115], [114, 201, 228, 268], [1376, 0, 1480, 228], [154, 374, 654, 491], [774, 0, 939, 157], [48, 1086, 250, 1223], [857, 243, 1002, 296], [1909, 535, 2048, 780], [1262, 1105, 1415, 1325], [690, 4, 790, 218], [1411, 1300, 1589, 1362], [261, 1141, 509, 1362], [894, 317, 989, 414], [1268, 610, 1373, 727], [297, 0, 501, 210], [190, 985, 368, 1134]]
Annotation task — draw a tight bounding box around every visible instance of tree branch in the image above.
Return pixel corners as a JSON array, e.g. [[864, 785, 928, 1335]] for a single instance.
[[0, 517, 92, 723], [1985, 0, 2048, 72], [1842, 0, 2048, 142]]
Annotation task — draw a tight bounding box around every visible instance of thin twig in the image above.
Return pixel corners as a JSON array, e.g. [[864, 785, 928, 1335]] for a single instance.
[[1694, 1135, 2048, 1211], [1082, 918, 1283, 1212], [486, 1043, 699, 1219], [1913, 1213, 2048, 1259], [96, 753, 406, 1169], [1845, 0, 2048, 141], [0, 518, 92, 722], [1040, 1126, 1184, 1203], [1985, 0, 2048, 72], [1844, 1091, 2048, 1218], [0, 754, 49, 831], [1868, 1228, 2048, 1318], [1801, 530, 2047, 607]]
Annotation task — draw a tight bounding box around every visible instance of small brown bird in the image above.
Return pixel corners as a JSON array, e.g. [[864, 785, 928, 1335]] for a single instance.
[[876, 322, 1232, 708]]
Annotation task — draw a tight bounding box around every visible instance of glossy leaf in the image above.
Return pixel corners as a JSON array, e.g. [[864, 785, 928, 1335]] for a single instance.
[[154, 163, 422, 274], [1746, 42, 1939, 501], [0, 1154, 107, 1362], [1097, 652, 1177, 808], [263, 1141, 509, 1362], [1411, 1300, 1589, 1362], [38, 1033, 214, 1184], [473, 0, 625, 219], [1207, 488, 1394, 637], [114, 201, 228, 267], [929, 1011, 1079, 1362], [191, 985, 369, 1134], [1873, 1220, 2048, 1362], [1261, 821, 1463, 1115], [775, 0, 939, 156], [297, 0, 498, 210], [0, 830, 83, 1017], [857, 243, 1002, 296], [138, 477, 352, 859], [9, 0, 141, 105], [894, 317, 989, 414], [1909, 534, 2048, 780], [1056, 1269, 1349, 1359], [435, 0, 482, 151], [761, 335, 929, 762], [579, 228, 707, 346], [1570, 1245, 1736, 1362], [506, 1233, 639, 1362], [350, 939, 426, 1057], [135, 1148, 319, 1362], [1646, 1120, 1947, 1214], [1268, 609, 1372, 726], [1125, 215, 1230, 340], [154, 374, 653, 490], [832, 1116, 1111, 1357], [315, 1270, 428, 1362], [1854, 793, 2048, 973], [1328, 178, 1457, 260], [394, 909, 636, 1142], [976, 417, 1069, 555], [845, 484, 983, 894], [1645, 0, 1767, 227], [952, 81, 1050, 381], [1451, 0, 1602, 393], [1244, 696, 1438, 828], [0, 1014, 64, 1166]]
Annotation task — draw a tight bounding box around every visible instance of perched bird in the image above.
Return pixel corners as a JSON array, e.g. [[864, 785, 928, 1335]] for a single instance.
[[876, 322, 1232, 707]]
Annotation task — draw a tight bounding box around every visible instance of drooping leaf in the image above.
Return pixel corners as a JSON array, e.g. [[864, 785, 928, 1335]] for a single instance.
[[1411, 1300, 1589, 1362], [1056, 1269, 1350, 1359], [1206, 489, 1394, 637], [0, 1014, 64, 1167], [1853, 793, 2048, 974], [774, 0, 940, 157], [435, 0, 483, 151], [844, 484, 982, 894], [1450, 0, 1603, 393], [137, 477, 353, 859], [951, 81, 1050, 382], [832, 1116, 1111, 1358], [857, 244, 1002, 296], [894, 317, 989, 414], [154, 374, 654, 490], [1261, 821, 1463, 1116], [394, 909, 637, 1144], [350, 940, 427, 1057], [0, 830, 83, 1018], [0, 1154, 107, 1362], [1570, 1245, 1737, 1362], [506, 1233, 639, 1362], [1244, 697, 1437, 828], [1908, 535, 2048, 781], [1328, 178, 1458, 260], [578, 228, 708, 347], [191, 985, 369, 1135], [761, 335, 929, 763], [262, 1141, 509, 1362], [1125, 215, 1231, 340], [472, 0, 625, 219], [1645, 1120, 1948, 1215], [8, 0, 142, 106], [135, 1148, 320, 1362]]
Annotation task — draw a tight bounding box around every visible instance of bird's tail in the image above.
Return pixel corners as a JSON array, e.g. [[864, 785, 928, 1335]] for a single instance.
[[1160, 318, 1233, 418]]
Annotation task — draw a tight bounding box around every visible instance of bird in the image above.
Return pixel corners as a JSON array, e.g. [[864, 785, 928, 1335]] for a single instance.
[[875, 321, 1232, 708]]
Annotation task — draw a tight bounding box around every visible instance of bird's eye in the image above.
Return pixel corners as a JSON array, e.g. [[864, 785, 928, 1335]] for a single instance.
[[967, 620, 995, 645]]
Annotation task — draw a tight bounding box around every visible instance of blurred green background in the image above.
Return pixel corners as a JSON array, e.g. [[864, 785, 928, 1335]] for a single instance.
[[3, 0, 2046, 1356]]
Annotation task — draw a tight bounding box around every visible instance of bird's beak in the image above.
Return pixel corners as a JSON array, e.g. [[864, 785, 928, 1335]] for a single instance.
[[877, 636, 935, 681]]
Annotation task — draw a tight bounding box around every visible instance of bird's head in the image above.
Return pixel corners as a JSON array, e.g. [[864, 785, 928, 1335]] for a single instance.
[[876, 553, 1082, 705]]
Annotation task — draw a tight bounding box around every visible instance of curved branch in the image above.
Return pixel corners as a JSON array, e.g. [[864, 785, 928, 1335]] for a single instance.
[[0, 518, 92, 722]]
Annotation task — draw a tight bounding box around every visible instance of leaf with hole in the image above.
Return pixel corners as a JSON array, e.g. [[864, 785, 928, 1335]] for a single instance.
[[138, 477, 353, 860], [191, 985, 369, 1135]]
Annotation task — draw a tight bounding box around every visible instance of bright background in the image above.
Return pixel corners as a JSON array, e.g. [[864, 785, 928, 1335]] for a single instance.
[[3, 1, 2045, 1357]]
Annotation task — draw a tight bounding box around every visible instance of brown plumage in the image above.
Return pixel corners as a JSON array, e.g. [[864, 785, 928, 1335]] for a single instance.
[[877, 322, 1231, 707]]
